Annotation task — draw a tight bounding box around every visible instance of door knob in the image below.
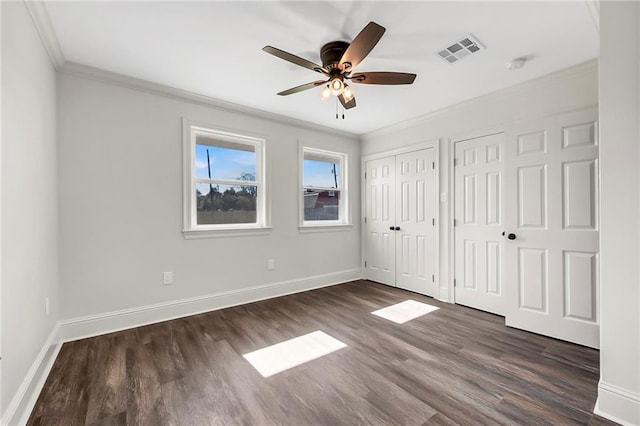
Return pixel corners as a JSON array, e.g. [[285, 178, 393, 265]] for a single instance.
[[389, 226, 395, 231], [502, 231, 517, 240], [394, 226, 400, 231]]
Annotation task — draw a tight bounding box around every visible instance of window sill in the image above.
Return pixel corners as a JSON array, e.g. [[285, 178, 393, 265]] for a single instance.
[[298, 223, 353, 233], [183, 226, 272, 239]]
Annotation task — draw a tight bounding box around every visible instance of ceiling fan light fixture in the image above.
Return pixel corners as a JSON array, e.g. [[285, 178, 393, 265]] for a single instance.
[[343, 85, 354, 101], [329, 78, 344, 96], [321, 86, 331, 100]]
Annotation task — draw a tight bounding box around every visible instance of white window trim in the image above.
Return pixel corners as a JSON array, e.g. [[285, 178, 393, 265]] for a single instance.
[[182, 118, 270, 239], [299, 145, 350, 230]]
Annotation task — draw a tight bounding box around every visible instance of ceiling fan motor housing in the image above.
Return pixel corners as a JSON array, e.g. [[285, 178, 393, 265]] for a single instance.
[[320, 41, 350, 73]]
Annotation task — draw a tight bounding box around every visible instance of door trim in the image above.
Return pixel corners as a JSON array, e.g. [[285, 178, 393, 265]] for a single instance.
[[363, 140, 440, 161], [361, 140, 440, 298]]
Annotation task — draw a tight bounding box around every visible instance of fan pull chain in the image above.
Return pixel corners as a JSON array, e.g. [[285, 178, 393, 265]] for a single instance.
[[333, 98, 346, 120]]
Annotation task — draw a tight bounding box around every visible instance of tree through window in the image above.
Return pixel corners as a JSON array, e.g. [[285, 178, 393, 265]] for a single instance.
[[184, 122, 266, 235]]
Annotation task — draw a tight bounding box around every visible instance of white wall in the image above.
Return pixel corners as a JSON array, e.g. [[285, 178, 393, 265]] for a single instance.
[[57, 72, 361, 325], [596, 2, 640, 424], [361, 61, 598, 302], [1, 0, 59, 420]]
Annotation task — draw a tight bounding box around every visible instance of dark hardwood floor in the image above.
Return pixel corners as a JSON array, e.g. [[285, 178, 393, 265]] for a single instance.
[[28, 280, 615, 425]]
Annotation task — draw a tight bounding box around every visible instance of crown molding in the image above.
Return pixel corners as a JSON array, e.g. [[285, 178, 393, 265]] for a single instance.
[[21, 0, 354, 138], [363, 59, 599, 139], [24, 0, 597, 140], [585, 0, 600, 35], [58, 62, 360, 139], [24, 1, 65, 69]]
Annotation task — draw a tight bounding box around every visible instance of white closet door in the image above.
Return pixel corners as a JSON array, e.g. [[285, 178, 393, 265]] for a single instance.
[[454, 133, 505, 315], [504, 109, 599, 348], [395, 149, 438, 297], [365, 156, 396, 286]]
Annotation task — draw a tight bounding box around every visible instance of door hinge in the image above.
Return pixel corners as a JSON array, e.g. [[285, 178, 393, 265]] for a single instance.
[[453, 158, 457, 167], [364, 172, 367, 179], [432, 274, 435, 282], [454, 279, 457, 287], [454, 218, 457, 227], [432, 161, 435, 170], [364, 217, 367, 224], [432, 218, 435, 226], [364, 260, 367, 267]]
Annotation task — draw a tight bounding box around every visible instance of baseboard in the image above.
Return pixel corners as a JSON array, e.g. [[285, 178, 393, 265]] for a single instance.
[[594, 380, 640, 426], [60, 268, 362, 342], [1, 324, 62, 426]]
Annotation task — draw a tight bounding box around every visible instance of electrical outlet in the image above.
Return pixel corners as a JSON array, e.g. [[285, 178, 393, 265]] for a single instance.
[[45, 297, 50, 316], [163, 272, 173, 285], [267, 259, 275, 270]]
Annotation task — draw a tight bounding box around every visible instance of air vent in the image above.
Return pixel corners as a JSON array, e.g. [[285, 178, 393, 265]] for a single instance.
[[437, 35, 484, 64]]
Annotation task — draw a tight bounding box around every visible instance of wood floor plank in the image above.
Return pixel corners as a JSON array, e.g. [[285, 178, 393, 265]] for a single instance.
[[28, 280, 616, 425], [125, 342, 168, 425], [83, 335, 127, 424]]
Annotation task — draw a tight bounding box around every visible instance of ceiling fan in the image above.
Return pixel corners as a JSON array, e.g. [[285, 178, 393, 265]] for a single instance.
[[262, 21, 416, 110]]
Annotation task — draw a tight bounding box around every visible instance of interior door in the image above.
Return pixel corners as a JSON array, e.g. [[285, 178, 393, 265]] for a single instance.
[[365, 156, 396, 286], [454, 133, 505, 315], [395, 149, 438, 296], [504, 109, 599, 348]]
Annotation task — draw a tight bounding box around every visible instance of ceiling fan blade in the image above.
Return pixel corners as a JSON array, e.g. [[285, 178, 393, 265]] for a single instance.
[[338, 93, 357, 109], [339, 22, 386, 71], [263, 46, 328, 74], [350, 72, 416, 85], [277, 80, 327, 96]]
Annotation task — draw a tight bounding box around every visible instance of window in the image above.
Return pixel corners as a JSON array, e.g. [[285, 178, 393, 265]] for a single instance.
[[183, 120, 268, 238], [301, 147, 348, 227]]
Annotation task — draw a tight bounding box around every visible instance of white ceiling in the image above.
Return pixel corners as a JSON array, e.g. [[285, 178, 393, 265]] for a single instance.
[[44, 1, 599, 135]]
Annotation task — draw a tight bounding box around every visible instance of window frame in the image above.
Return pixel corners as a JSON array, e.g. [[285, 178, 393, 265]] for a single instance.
[[183, 119, 270, 239], [299, 145, 350, 230]]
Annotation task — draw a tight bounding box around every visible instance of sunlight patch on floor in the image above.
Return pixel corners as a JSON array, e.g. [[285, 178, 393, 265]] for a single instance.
[[371, 300, 439, 324], [243, 330, 347, 377]]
